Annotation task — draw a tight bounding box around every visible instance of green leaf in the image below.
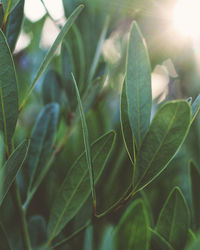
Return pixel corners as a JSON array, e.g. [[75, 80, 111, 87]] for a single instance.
[[120, 80, 135, 164], [72, 73, 96, 206], [47, 131, 116, 242], [61, 40, 76, 109], [0, 223, 11, 250], [155, 187, 190, 249], [150, 229, 174, 250], [0, 140, 29, 205], [42, 70, 62, 105], [5, 0, 24, 52], [191, 94, 200, 124], [26, 103, 59, 192], [113, 199, 150, 250], [2, 0, 20, 14], [134, 100, 191, 191], [126, 21, 152, 148], [19, 4, 84, 111], [0, 28, 18, 150], [190, 161, 200, 229]]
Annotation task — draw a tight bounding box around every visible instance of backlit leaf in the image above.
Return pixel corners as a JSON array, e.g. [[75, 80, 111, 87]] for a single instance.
[[134, 101, 191, 191]]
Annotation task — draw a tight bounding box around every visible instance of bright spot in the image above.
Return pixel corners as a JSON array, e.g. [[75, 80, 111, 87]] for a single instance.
[[151, 65, 169, 102], [42, 0, 65, 20], [173, 0, 200, 38], [24, 0, 46, 22], [40, 17, 60, 51], [14, 31, 31, 54]]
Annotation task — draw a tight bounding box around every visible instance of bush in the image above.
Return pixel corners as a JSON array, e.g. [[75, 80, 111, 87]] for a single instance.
[[0, 1, 200, 249]]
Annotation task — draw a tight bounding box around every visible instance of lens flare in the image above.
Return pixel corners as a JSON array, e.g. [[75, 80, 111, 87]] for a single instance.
[[173, 0, 200, 38]]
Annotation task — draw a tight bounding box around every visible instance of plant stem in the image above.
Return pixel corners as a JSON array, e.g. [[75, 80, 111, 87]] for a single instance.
[[11, 180, 31, 250]]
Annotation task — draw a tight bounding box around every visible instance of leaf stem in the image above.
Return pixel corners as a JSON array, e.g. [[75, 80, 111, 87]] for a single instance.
[[11, 180, 31, 250]]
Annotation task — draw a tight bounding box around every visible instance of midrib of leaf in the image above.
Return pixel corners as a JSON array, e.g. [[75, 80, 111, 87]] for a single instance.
[[48, 135, 111, 243], [169, 193, 178, 243], [135, 104, 179, 189], [0, 84, 8, 154], [28, 117, 50, 193]]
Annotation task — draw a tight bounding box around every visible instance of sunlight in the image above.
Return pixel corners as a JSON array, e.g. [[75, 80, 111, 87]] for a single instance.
[[173, 0, 200, 38]]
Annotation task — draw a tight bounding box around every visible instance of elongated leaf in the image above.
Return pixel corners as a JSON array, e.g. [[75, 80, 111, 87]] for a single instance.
[[2, 0, 20, 14], [156, 187, 190, 249], [113, 199, 150, 250], [150, 229, 174, 250], [72, 74, 96, 205], [120, 80, 134, 164], [47, 131, 116, 241], [42, 70, 62, 105], [126, 21, 152, 148], [191, 94, 200, 124], [19, 4, 84, 111], [134, 101, 191, 191], [0, 29, 18, 149], [0, 223, 11, 250], [0, 140, 29, 205], [190, 161, 200, 229], [26, 103, 59, 192], [5, 0, 24, 52]]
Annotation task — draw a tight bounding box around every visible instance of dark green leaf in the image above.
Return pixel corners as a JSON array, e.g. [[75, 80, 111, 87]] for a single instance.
[[0, 140, 29, 205], [0, 28, 18, 149], [26, 103, 59, 192], [0, 223, 11, 250], [126, 21, 152, 148], [134, 101, 191, 191], [156, 187, 190, 249], [114, 199, 150, 250], [190, 161, 200, 229], [42, 70, 62, 105], [5, 0, 24, 52], [120, 80, 135, 164], [47, 131, 116, 241]]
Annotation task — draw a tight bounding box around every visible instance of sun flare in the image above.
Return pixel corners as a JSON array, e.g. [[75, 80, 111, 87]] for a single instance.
[[173, 0, 200, 38]]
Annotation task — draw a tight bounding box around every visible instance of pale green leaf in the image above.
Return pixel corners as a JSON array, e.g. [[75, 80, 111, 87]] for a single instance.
[[72, 73, 96, 205], [126, 21, 152, 148]]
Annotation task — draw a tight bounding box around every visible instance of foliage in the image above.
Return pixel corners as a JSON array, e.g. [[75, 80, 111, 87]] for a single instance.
[[0, 0, 199, 249]]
